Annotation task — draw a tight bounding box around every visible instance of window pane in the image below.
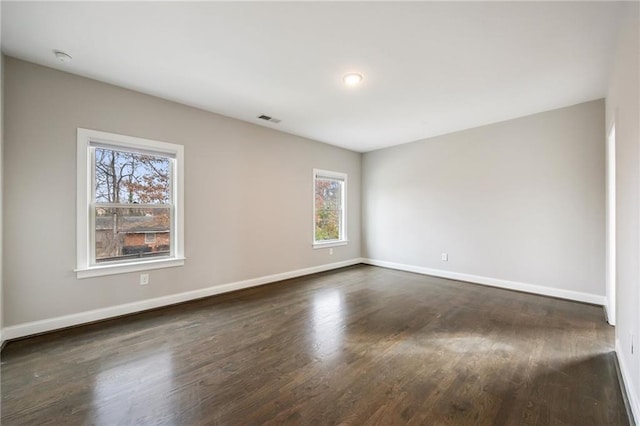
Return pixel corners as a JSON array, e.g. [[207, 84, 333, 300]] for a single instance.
[[95, 207, 171, 263], [94, 147, 171, 204], [315, 178, 343, 241]]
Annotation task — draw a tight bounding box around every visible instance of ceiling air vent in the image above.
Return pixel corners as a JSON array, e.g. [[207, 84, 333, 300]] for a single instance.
[[257, 114, 281, 124]]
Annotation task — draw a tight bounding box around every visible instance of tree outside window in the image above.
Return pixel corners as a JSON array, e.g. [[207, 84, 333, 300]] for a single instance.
[[94, 147, 172, 262], [314, 170, 346, 245]]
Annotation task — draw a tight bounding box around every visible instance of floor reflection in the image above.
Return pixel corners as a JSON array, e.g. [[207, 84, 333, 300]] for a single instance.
[[429, 335, 514, 354], [311, 290, 345, 360], [91, 350, 174, 425]]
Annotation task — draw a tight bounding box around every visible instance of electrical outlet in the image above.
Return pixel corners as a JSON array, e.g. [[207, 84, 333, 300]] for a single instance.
[[329, 248, 334, 255], [140, 273, 149, 286], [441, 253, 448, 261], [632, 333, 634, 355]]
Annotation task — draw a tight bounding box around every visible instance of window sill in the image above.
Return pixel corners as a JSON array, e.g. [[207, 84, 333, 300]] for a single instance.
[[75, 257, 186, 279], [313, 240, 348, 249]]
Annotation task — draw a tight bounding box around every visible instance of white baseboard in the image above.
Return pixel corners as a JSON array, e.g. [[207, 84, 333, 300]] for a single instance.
[[603, 302, 616, 326], [3, 258, 364, 340], [362, 258, 606, 306], [616, 339, 640, 424], [2, 258, 605, 340]]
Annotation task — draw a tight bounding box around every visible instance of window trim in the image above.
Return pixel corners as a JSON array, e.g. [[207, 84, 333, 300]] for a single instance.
[[313, 168, 348, 249], [76, 128, 185, 278]]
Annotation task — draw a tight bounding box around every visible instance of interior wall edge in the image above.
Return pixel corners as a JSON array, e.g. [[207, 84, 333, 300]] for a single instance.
[[2, 257, 365, 341], [362, 258, 606, 306], [616, 339, 640, 424]]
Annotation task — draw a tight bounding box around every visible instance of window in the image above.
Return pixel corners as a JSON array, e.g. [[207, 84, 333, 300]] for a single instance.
[[76, 128, 184, 278], [313, 169, 347, 248]]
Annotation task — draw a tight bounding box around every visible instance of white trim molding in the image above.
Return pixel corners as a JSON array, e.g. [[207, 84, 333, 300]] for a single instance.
[[3, 258, 364, 340], [313, 240, 349, 249], [75, 257, 186, 279], [5, 259, 608, 341], [616, 339, 640, 424], [362, 258, 606, 305], [603, 302, 612, 325]]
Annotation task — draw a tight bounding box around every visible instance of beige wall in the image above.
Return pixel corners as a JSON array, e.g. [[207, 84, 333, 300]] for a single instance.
[[3, 57, 361, 327], [363, 100, 605, 299], [606, 2, 640, 420]]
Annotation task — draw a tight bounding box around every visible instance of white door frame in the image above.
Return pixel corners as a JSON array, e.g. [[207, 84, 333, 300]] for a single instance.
[[606, 123, 616, 325]]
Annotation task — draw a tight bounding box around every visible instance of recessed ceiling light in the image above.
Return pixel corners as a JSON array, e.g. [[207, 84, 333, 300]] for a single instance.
[[343, 72, 363, 86], [53, 50, 72, 63]]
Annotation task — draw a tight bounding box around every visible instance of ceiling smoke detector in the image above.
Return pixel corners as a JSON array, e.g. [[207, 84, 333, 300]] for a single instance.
[[257, 114, 281, 124], [53, 50, 72, 63]]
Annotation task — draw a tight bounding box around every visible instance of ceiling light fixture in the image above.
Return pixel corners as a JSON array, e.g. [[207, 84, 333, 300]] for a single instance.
[[343, 72, 363, 86], [53, 50, 72, 63]]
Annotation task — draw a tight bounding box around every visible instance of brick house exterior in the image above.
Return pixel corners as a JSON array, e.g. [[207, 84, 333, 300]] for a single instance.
[[95, 213, 170, 262]]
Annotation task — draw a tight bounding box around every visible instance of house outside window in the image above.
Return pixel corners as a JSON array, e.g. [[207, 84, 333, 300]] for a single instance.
[[144, 232, 157, 245], [76, 128, 184, 278], [313, 169, 347, 248]]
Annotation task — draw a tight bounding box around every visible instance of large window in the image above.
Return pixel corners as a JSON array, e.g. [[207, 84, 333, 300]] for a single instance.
[[313, 169, 347, 248], [76, 129, 184, 278]]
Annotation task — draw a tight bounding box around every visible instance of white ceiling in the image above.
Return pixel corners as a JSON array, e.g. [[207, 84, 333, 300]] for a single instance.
[[1, 1, 625, 152]]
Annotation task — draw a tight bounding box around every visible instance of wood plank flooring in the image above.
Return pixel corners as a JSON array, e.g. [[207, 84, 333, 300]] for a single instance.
[[1, 265, 629, 425]]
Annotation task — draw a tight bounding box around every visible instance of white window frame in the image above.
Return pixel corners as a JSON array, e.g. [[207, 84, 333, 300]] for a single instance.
[[313, 169, 348, 249], [75, 128, 185, 278]]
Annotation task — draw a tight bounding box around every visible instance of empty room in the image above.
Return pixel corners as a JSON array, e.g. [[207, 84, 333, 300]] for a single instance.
[[0, 1, 639, 425]]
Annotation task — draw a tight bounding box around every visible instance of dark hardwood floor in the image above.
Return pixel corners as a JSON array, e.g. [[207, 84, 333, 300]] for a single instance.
[[1, 265, 629, 425]]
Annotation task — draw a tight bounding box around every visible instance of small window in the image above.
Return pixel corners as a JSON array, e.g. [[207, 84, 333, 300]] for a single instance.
[[76, 129, 185, 278], [313, 169, 347, 248]]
